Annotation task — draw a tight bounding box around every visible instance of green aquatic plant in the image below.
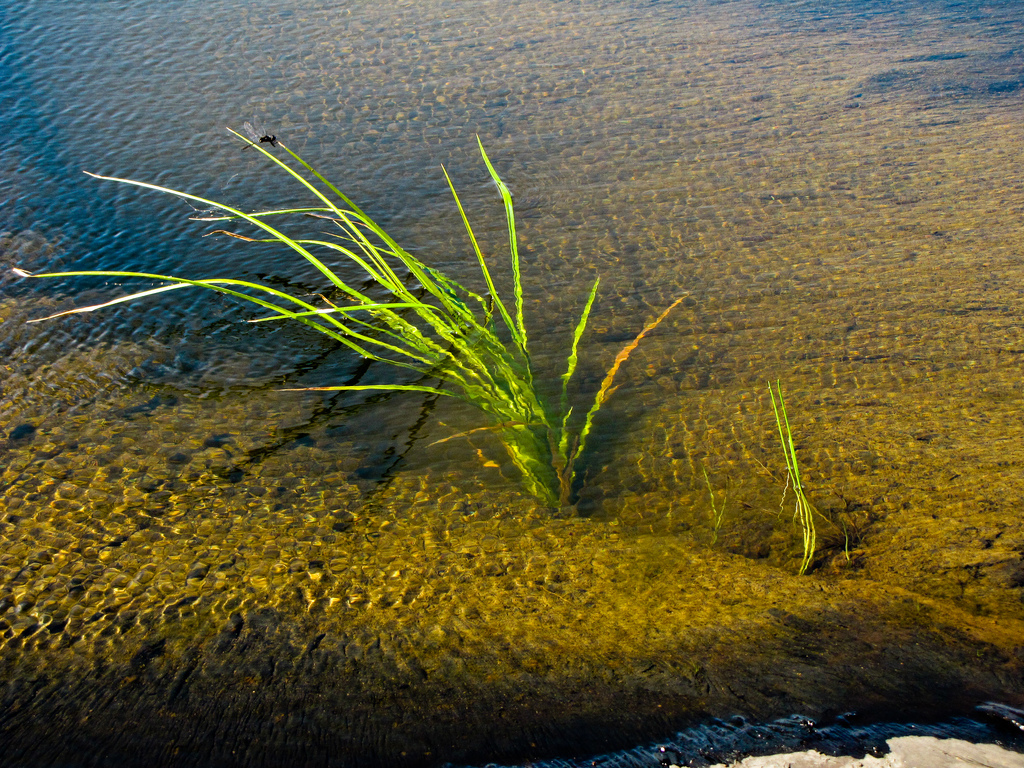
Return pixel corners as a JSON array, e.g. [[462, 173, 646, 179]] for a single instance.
[[767, 380, 816, 575], [701, 465, 727, 544], [14, 128, 683, 508]]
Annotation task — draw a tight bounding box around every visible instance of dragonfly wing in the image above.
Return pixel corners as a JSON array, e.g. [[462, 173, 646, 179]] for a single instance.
[[242, 121, 260, 142]]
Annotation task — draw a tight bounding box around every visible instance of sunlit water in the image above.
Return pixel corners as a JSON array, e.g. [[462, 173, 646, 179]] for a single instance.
[[2, 0, 1024, 766]]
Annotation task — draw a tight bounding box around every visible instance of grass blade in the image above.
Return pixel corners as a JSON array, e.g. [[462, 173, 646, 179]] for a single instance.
[[768, 380, 816, 575], [13, 268, 438, 368], [280, 383, 454, 397], [572, 294, 687, 475], [558, 276, 600, 463], [442, 164, 522, 351], [476, 138, 527, 348], [83, 171, 354, 297]]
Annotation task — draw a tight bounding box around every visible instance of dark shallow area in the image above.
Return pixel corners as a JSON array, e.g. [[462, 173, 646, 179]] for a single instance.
[[1, 524, 1023, 767]]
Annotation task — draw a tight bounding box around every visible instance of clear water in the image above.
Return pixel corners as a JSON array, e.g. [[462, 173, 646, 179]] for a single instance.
[[2, 0, 1024, 765]]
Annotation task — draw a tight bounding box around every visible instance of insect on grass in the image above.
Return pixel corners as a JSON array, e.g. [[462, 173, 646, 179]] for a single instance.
[[242, 118, 277, 149]]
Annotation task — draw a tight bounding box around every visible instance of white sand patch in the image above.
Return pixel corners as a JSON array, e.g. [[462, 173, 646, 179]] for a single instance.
[[696, 736, 1024, 767]]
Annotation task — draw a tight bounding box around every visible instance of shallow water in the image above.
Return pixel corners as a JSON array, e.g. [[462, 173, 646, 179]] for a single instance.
[[2, 0, 1024, 766]]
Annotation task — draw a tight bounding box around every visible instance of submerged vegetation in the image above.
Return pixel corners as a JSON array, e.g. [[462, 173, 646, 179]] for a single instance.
[[702, 465, 727, 544], [14, 128, 682, 508]]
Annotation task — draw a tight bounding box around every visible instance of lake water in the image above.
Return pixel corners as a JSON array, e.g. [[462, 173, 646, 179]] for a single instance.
[[2, 0, 1024, 765]]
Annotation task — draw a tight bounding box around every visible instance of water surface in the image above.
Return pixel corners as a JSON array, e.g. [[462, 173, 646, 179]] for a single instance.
[[2, 0, 1024, 765]]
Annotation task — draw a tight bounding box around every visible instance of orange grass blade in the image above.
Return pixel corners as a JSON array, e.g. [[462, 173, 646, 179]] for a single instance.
[[573, 294, 688, 465]]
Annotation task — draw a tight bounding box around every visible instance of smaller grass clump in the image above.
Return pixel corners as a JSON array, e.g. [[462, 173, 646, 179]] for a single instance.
[[14, 127, 683, 509], [768, 380, 816, 575]]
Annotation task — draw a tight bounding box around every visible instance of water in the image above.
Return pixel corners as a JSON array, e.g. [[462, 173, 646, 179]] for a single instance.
[[2, 0, 1024, 765]]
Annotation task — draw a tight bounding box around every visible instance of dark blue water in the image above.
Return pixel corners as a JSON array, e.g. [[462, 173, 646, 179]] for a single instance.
[[2, 0, 516, 315]]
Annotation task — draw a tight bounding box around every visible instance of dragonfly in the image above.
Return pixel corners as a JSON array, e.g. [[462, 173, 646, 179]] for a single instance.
[[242, 118, 278, 150]]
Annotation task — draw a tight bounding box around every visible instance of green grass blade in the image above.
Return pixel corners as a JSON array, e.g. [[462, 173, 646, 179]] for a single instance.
[[249, 302, 421, 322], [271, 139, 479, 329], [558, 277, 600, 462], [702, 466, 727, 544], [83, 171, 354, 296], [442, 165, 521, 350], [86, 165, 490, 384], [248, 132, 481, 328], [476, 137, 527, 347], [768, 380, 816, 575], [191, 206, 334, 221], [560, 278, 600, 420], [234, 140, 516, 385], [13, 268, 439, 368], [228, 131, 470, 329], [280, 383, 454, 397], [494, 424, 559, 507]]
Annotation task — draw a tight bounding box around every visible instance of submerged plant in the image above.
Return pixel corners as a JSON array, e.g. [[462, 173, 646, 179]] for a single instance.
[[701, 465, 727, 544], [14, 128, 682, 508], [767, 380, 816, 575]]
